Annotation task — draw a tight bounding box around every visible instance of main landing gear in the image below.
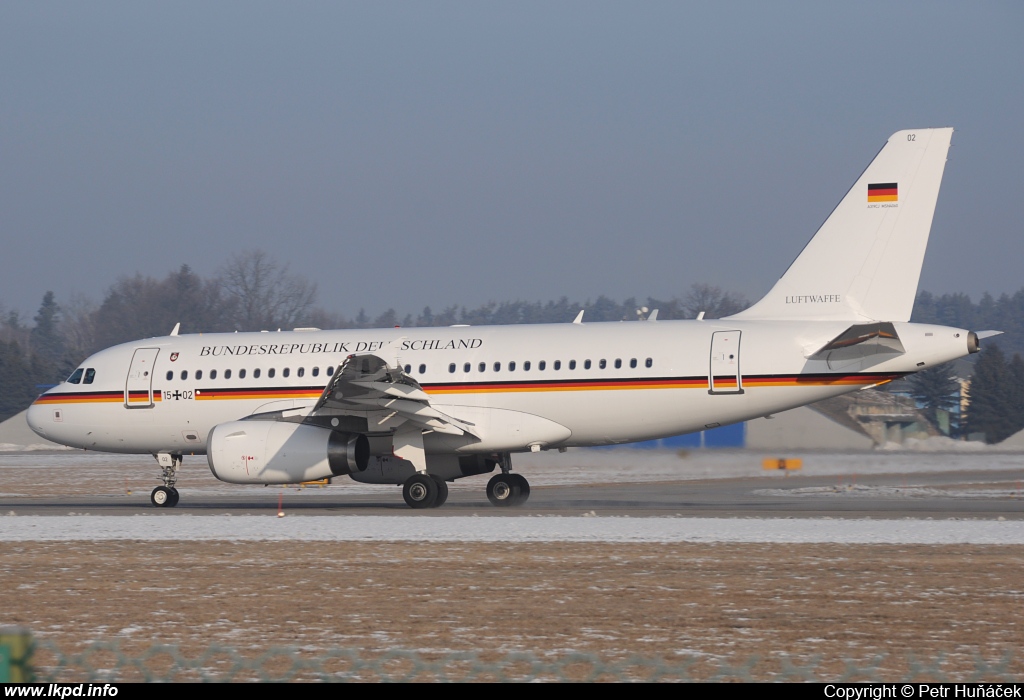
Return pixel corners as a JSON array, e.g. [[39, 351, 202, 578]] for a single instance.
[[486, 473, 530, 507], [151, 453, 182, 508], [487, 452, 530, 507], [402, 473, 450, 509], [400, 453, 531, 509]]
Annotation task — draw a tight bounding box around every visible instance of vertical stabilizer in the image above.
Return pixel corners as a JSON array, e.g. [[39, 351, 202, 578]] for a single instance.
[[729, 128, 953, 322]]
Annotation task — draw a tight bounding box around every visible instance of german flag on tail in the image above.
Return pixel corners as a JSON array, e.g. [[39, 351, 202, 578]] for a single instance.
[[868, 182, 898, 202]]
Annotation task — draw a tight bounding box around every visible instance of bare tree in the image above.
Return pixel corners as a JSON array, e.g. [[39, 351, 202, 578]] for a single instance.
[[218, 250, 318, 331], [59, 294, 100, 365], [682, 283, 748, 319]]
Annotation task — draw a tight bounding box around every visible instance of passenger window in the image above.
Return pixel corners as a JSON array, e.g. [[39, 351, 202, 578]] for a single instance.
[[645, 358, 653, 368], [253, 369, 260, 379], [449, 363, 456, 374], [210, 369, 217, 380], [327, 366, 335, 375], [538, 361, 546, 371], [418, 364, 426, 374], [554, 360, 561, 370], [478, 362, 486, 372], [509, 361, 516, 371], [166, 371, 173, 381], [180, 370, 188, 381], [463, 363, 471, 373], [196, 370, 203, 380], [599, 359, 607, 369], [239, 369, 247, 379], [402, 365, 410, 374], [297, 367, 304, 377], [614, 359, 622, 369], [630, 358, 637, 369], [313, 367, 320, 377], [493, 362, 501, 372], [225, 369, 232, 379], [268, 368, 276, 378], [584, 360, 592, 370], [83, 368, 96, 384], [67, 369, 84, 384], [569, 360, 576, 370], [283, 368, 290, 378], [523, 361, 531, 371]]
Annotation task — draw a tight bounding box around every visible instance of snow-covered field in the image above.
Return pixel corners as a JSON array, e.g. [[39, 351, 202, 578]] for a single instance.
[[1, 513, 1022, 544]]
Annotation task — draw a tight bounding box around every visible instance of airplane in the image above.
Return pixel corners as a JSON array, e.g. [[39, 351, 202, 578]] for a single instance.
[[26, 127, 990, 509]]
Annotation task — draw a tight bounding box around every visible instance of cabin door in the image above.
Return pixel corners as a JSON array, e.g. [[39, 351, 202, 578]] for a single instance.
[[125, 348, 160, 408], [709, 331, 743, 394]]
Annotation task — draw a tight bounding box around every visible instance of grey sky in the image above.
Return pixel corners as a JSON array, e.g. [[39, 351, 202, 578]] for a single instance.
[[2, 2, 1022, 319]]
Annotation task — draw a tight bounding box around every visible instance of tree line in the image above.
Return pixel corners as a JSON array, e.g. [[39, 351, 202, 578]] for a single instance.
[[1, 252, 1022, 442]]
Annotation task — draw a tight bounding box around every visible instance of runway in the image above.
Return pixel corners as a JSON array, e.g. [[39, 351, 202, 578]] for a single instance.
[[1, 448, 1022, 522]]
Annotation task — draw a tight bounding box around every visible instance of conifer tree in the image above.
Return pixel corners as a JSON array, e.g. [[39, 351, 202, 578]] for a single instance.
[[965, 346, 1014, 443], [907, 363, 962, 435]]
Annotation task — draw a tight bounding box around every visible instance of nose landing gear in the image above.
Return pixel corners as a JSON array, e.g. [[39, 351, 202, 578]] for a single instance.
[[151, 452, 183, 508], [151, 485, 179, 507]]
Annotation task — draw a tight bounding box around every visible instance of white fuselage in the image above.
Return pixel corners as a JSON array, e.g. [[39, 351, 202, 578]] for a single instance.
[[27, 319, 972, 459]]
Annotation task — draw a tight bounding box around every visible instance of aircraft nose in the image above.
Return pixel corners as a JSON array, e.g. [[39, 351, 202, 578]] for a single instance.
[[26, 401, 52, 439]]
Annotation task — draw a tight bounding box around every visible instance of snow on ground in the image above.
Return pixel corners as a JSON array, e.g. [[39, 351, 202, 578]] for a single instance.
[[0, 513, 1022, 544]]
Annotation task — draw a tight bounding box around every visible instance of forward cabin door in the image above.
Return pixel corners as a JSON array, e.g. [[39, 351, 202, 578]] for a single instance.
[[125, 348, 160, 408], [708, 331, 743, 394]]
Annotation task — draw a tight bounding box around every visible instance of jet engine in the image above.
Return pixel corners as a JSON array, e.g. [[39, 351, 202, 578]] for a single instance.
[[207, 420, 369, 484]]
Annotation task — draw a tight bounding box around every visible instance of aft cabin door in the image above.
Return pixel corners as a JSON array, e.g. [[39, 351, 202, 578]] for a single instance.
[[125, 348, 159, 408], [709, 331, 743, 394]]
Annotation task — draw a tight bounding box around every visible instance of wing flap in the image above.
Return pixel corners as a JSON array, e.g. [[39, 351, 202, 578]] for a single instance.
[[314, 353, 478, 438]]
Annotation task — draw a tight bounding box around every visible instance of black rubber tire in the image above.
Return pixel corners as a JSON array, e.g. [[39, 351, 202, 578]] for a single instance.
[[151, 486, 174, 508], [168, 487, 180, 507], [486, 474, 521, 507], [403, 473, 438, 509], [430, 477, 449, 508], [509, 474, 530, 506]]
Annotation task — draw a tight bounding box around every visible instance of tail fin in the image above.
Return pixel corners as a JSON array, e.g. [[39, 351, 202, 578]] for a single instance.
[[729, 128, 953, 322]]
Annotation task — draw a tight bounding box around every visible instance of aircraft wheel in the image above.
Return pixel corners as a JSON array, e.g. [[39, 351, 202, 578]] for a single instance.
[[486, 473, 521, 507], [510, 474, 530, 506], [151, 486, 175, 508], [168, 487, 180, 507], [430, 477, 449, 508], [403, 474, 438, 509]]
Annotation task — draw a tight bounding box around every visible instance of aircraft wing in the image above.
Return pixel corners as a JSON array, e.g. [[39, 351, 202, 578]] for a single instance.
[[312, 354, 477, 437]]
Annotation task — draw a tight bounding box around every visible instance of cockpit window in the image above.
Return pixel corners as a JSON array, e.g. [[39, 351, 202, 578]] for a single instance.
[[67, 368, 84, 384], [83, 368, 96, 384]]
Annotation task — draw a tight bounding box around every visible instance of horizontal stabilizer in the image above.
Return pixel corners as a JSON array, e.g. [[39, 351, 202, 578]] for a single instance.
[[808, 322, 905, 365], [975, 330, 1003, 340]]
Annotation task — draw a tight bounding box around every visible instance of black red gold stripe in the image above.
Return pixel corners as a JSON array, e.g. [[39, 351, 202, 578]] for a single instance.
[[34, 391, 161, 404], [33, 372, 905, 405], [195, 386, 323, 401]]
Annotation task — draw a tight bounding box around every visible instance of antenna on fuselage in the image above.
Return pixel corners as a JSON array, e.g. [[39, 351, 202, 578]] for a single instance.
[[169, 323, 180, 336]]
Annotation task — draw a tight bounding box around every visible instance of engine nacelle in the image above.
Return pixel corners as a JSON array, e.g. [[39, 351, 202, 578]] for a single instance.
[[207, 420, 369, 484]]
